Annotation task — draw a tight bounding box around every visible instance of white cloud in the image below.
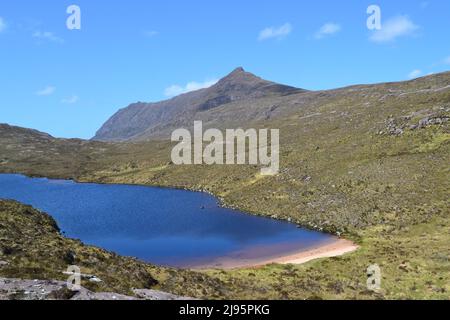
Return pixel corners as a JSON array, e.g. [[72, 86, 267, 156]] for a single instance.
[[164, 79, 218, 97], [33, 31, 64, 43], [36, 86, 56, 96], [408, 69, 422, 79], [0, 17, 6, 33], [258, 23, 292, 41], [444, 56, 450, 65], [370, 16, 419, 43], [61, 95, 79, 104], [315, 23, 341, 39]]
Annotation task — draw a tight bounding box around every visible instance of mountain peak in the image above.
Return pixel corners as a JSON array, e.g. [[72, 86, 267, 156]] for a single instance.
[[230, 67, 245, 74], [219, 67, 262, 85], [192, 68, 304, 113]]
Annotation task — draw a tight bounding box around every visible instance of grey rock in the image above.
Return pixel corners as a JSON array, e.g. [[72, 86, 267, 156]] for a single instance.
[[418, 118, 429, 128], [393, 128, 404, 135], [88, 276, 102, 283], [0, 278, 191, 301], [133, 289, 194, 300]]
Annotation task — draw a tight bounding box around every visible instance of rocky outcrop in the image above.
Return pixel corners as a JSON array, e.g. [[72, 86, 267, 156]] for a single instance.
[[378, 107, 450, 136], [0, 278, 191, 300]]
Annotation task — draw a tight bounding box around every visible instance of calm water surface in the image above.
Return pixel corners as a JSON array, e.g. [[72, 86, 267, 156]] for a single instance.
[[0, 174, 335, 268]]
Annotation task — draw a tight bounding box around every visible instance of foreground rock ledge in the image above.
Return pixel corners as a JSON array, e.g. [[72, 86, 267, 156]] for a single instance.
[[0, 278, 192, 301]]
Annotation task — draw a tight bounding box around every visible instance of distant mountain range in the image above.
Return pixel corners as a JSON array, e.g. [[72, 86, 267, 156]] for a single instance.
[[93, 67, 304, 141]]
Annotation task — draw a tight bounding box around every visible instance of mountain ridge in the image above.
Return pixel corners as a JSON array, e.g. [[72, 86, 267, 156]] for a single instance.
[[93, 68, 450, 142], [93, 67, 305, 141]]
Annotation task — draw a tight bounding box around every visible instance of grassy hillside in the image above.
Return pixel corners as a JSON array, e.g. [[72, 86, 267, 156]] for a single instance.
[[1, 72, 449, 299]]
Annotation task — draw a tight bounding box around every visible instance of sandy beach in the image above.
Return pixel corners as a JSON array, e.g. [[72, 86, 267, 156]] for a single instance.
[[192, 239, 359, 270], [269, 239, 359, 265]]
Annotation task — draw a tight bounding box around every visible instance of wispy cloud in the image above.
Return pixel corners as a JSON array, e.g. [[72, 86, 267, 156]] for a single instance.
[[408, 69, 422, 79], [370, 16, 419, 43], [444, 56, 450, 65], [33, 31, 64, 43], [0, 17, 6, 33], [61, 95, 79, 104], [35, 86, 56, 96], [164, 79, 218, 97], [258, 23, 292, 41], [315, 23, 341, 39], [144, 30, 159, 37]]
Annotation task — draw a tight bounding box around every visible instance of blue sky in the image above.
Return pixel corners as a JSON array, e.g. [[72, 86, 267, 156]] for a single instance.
[[0, 0, 449, 139]]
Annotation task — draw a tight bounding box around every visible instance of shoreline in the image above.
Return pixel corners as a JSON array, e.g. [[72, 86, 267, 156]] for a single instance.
[[269, 239, 359, 266], [192, 239, 359, 270]]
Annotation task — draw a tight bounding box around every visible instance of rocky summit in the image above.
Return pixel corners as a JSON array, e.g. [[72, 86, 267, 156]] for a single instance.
[[93, 67, 304, 141]]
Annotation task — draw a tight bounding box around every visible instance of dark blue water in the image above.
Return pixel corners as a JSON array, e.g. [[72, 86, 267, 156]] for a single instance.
[[0, 174, 335, 268]]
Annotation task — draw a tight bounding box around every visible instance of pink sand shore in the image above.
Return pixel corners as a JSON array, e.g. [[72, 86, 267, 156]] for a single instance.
[[192, 239, 359, 270], [269, 239, 359, 265]]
